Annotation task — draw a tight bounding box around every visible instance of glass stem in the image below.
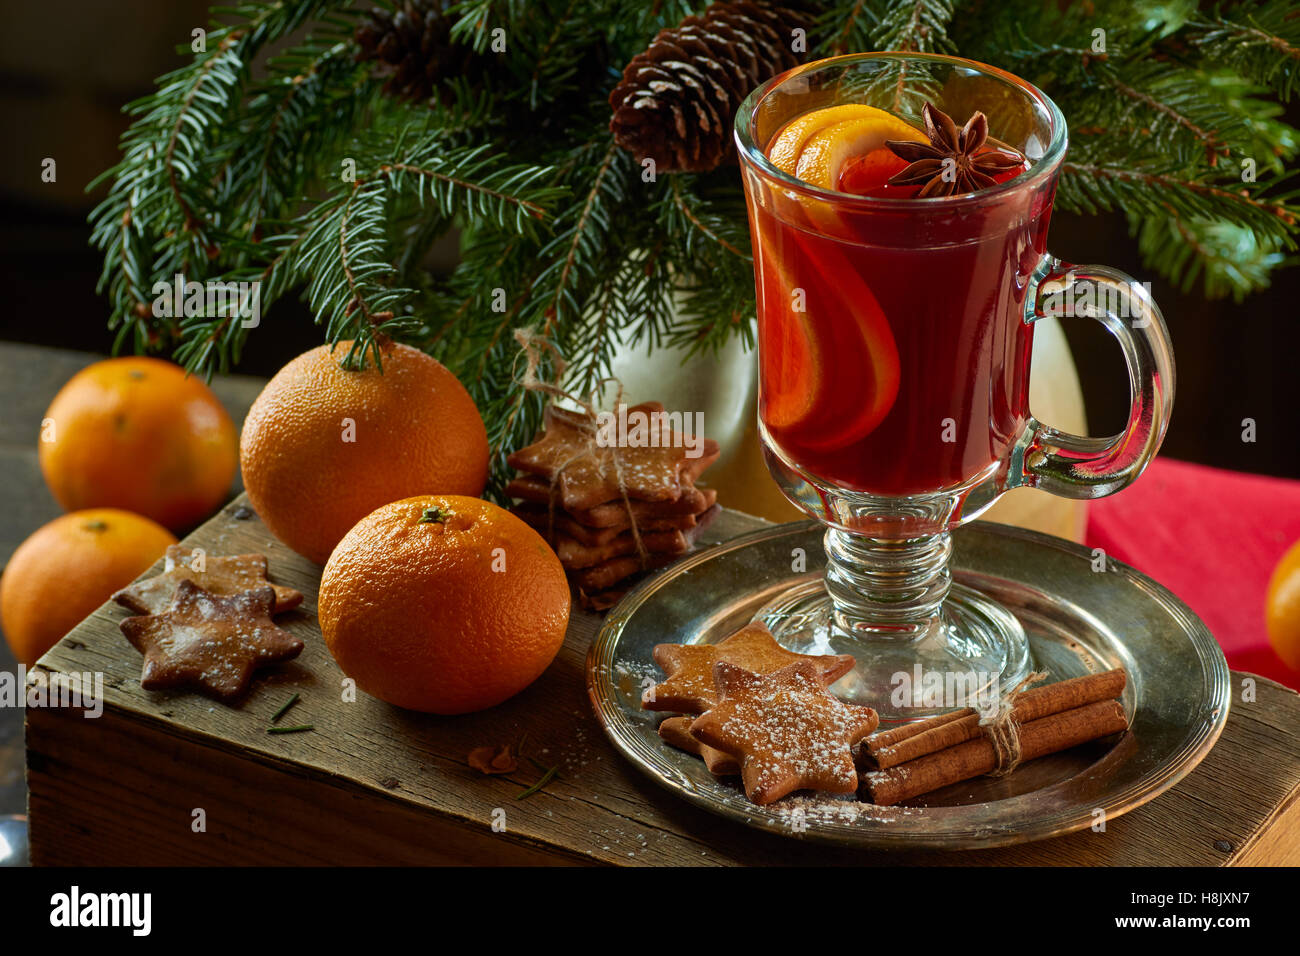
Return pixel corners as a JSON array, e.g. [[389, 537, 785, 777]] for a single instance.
[[823, 529, 952, 639]]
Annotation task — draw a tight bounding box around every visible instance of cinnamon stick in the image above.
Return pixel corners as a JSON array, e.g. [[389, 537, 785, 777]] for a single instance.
[[867, 705, 974, 751], [860, 669, 1127, 770], [860, 699, 1129, 806]]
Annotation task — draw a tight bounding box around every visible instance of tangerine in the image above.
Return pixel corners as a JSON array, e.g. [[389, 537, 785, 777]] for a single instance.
[[39, 357, 238, 531], [239, 341, 488, 565], [1, 509, 177, 665], [1266, 538, 1300, 672], [319, 495, 570, 714]]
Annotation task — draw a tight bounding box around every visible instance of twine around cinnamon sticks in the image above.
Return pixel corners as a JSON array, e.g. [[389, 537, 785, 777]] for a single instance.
[[858, 669, 1129, 806]]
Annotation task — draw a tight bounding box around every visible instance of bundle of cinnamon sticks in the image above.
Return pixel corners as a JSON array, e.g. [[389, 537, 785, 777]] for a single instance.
[[858, 669, 1129, 806]]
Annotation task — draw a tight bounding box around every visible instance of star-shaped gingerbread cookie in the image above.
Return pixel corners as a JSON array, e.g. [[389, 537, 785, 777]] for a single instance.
[[657, 716, 740, 776], [114, 545, 302, 615], [120, 580, 305, 703], [644, 621, 855, 713], [690, 661, 879, 805], [506, 402, 719, 512]]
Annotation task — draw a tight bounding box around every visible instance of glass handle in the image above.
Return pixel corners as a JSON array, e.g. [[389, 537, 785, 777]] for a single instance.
[[1013, 256, 1175, 500]]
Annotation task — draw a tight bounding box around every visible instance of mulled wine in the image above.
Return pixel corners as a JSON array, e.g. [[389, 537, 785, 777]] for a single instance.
[[747, 103, 1047, 496]]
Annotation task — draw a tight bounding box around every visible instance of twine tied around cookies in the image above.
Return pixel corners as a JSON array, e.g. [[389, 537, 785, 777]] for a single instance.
[[978, 670, 1050, 776], [511, 328, 651, 567]]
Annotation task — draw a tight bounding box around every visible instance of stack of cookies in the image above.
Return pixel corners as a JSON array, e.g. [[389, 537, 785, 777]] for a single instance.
[[506, 401, 721, 610]]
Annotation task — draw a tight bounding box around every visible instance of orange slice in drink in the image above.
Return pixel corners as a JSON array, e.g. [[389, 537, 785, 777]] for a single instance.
[[769, 107, 926, 238], [795, 245, 900, 451], [760, 304, 818, 431], [753, 223, 900, 452], [768, 104, 906, 177], [794, 113, 926, 191], [756, 105, 923, 452]]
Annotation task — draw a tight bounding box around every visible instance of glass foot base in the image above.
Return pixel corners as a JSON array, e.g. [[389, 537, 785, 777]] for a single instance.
[[756, 577, 1032, 722]]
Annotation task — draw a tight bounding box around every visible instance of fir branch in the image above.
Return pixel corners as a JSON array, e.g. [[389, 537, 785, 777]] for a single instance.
[[953, 0, 1112, 87], [449, 0, 532, 51], [338, 184, 394, 329], [957, 1, 1300, 292], [668, 177, 750, 261], [1134, 212, 1292, 300], [535, 138, 626, 339], [1195, 69, 1300, 175], [171, 228, 308, 374], [1060, 160, 1297, 229], [478, 296, 544, 471], [870, 0, 956, 53], [837, 0, 955, 109], [224, 33, 368, 240], [1099, 66, 1231, 165], [164, 32, 243, 246], [88, 0, 352, 353], [823, 0, 878, 55], [380, 156, 555, 231], [1188, 1, 1300, 100], [296, 174, 411, 367], [291, 135, 563, 367], [527, 0, 583, 109], [1059, 156, 1298, 294]]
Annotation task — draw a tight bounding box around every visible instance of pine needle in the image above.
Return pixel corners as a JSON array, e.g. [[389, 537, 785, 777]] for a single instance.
[[515, 764, 560, 800]]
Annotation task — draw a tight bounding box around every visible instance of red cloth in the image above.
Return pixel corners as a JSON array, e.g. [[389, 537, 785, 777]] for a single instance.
[[1084, 458, 1300, 689]]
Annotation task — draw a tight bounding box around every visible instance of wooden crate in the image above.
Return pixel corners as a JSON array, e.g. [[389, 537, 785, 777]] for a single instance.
[[26, 500, 1300, 865]]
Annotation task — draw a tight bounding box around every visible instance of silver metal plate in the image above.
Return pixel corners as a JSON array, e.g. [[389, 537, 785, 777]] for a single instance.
[[586, 520, 1230, 849]]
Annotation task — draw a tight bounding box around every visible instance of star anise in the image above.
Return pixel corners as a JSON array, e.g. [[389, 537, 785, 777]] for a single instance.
[[885, 102, 1027, 197]]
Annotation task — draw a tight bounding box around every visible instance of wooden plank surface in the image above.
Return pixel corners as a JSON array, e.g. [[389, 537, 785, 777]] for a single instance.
[[25, 497, 1300, 866], [0, 342, 265, 818]]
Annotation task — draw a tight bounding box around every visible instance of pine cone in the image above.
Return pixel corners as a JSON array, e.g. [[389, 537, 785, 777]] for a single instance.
[[609, 2, 812, 174], [354, 0, 475, 103]]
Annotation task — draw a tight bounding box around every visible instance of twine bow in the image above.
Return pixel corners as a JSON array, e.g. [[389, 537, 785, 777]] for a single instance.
[[979, 670, 1049, 776], [512, 328, 650, 567]]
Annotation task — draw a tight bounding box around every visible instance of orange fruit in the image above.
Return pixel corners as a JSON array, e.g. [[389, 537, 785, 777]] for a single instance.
[[1266, 538, 1300, 672], [319, 495, 570, 714], [1, 509, 177, 665], [793, 111, 927, 190], [39, 357, 238, 531], [239, 341, 489, 565], [768, 104, 919, 178]]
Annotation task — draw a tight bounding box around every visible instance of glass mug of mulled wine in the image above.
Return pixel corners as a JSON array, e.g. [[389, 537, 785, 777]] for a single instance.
[[735, 53, 1174, 719]]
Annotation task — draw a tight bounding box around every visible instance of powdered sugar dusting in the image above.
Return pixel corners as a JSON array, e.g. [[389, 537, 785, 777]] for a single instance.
[[699, 665, 877, 799], [771, 792, 926, 827]]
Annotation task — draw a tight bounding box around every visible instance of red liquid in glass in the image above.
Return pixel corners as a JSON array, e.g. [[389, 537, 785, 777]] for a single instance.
[[748, 153, 1053, 496]]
